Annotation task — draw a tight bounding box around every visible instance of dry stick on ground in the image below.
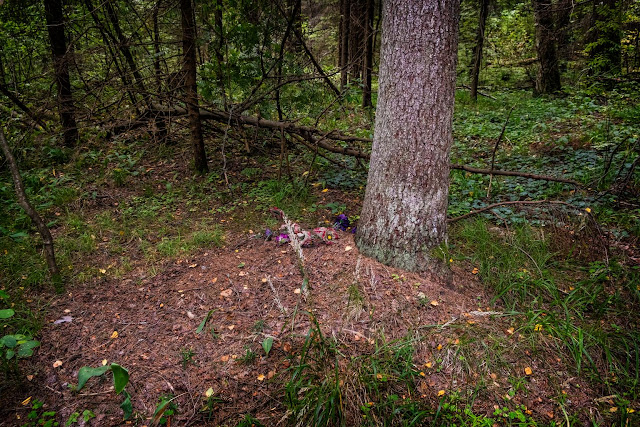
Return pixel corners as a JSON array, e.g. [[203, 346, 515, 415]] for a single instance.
[[447, 199, 576, 223], [458, 84, 497, 100], [487, 105, 516, 198], [0, 129, 62, 290]]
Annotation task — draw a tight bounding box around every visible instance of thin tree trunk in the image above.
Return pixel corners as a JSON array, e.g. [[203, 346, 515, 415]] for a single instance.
[[180, 0, 208, 173], [214, 0, 227, 109], [588, 0, 621, 75], [152, 0, 167, 142], [532, 0, 561, 94], [43, 0, 78, 146], [555, 0, 573, 61], [355, 0, 460, 272], [470, 0, 489, 101], [0, 130, 62, 291], [340, 0, 350, 90], [362, 0, 374, 108]]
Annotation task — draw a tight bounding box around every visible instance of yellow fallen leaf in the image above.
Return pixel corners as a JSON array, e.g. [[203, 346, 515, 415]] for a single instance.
[[53, 360, 63, 368], [437, 344, 442, 350], [449, 258, 453, 263], [376, 373, 383, 380], [345, 246, 353, 252], [211, 277, 218, 283], [99, 269, 107, 274], [220, 355, 229, 362], [534, 324, 543, 332], [110, 331, 118, 339], [294, 288, 301, 294], [21, 396, 32, 406], [430, 300, 439, 307], [425, 362, 432, 368], [524, 367, 533, 375], [189, 263, 197, 268], [205, 387, 214, 398], [506, 328, 514, 335], [627, 408, 635, 413], [472, 267, 479, 275], [227, 325, 235, 330], [419, 372, 426, 377], [261, 278, 267, 283], [610, 407, 618, 413], [257, 374, 265, 381], [322, 189, 328, 193], [102, 359, 108, 366], [437, 390, 445, 396], [585, 207, 591, 213]]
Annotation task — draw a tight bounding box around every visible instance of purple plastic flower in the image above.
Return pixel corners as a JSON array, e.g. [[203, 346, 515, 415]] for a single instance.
[[265, 228, 273, 240], [275, 233, 290, 244], [333, 214, 350, 231]]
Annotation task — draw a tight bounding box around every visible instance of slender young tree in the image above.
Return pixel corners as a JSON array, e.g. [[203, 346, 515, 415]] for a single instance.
[[43, 0, 78, 146], [532, 0, 561, 93], [470, 0, 489, 101], [180, 0, 208, 173], [355, 0, 460, 272], [362, 0, 374, 108], [588, 0, 622, 74]]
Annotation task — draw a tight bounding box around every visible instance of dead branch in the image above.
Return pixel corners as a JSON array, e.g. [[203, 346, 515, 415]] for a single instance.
[[448, 199, 575, 223], [450, 164, 583, 187], [0, 84, 48, 130]]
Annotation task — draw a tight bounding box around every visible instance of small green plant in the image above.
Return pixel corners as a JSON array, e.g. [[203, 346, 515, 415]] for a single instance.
[[262, 337, 273, 357], [236, 413, 265, 427], [65, 410, 95, 426], [240, 346, 257, 364], [0, 294, 40, 376], [180, 348, 196, 368], [73, 363, 131, 420], [22, 399, 58, 427], [252, 319, 265, 333], [151, 394, 177, 425]]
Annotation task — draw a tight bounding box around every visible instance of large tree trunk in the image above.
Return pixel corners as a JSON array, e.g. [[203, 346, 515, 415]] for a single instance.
[[470, 0, 489, 101], [180, 0, 208, 173], [43, 0, 78, 146], [532, 0, 561, 94], [555, 0, 574, 62], [355, 0, 459, 272]]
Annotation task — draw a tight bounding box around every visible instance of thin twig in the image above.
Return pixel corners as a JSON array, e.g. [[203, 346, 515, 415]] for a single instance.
[[487, 105, 516, 198], [448, 200, 574, 223]]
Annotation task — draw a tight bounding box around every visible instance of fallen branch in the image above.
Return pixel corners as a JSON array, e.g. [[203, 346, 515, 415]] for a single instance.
[[448, 199, 575, 223], [0, 84, 48, 130], [458, 85, 497, 100], [450, 164, 583, 187]]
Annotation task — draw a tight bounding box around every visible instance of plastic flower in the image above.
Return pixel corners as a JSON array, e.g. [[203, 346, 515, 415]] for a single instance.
[[333, 214, 350, 231], [264, 228, 273, 240], [275, 233, 290, 244]]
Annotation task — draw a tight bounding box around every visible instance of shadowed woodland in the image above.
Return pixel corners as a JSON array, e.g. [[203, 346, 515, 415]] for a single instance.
[[1, 0, 640, 425]]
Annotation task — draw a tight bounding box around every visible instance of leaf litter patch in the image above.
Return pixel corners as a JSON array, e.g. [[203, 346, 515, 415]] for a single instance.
[[4, 232, 595, 425]]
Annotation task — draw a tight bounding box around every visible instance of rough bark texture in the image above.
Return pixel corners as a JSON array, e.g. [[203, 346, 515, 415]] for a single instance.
[[470, 0, 489, 101], [0, 130, 62, 291], [180, 0, 208, 173], [533, 0, 561, 94], [43, 0, 78, 146], [355, 0, 459, 272]]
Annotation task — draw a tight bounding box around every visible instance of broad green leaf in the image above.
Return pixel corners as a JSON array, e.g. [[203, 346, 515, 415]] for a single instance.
[[6, 349, 15, 359], [262, 337, 273, 357], [17, 340, 40, 357], [0, 290, 9, 299], [110, 363, 129, 394], [0, 309, 15, 319], [1, 335, 17, 348], [120, 391, 132, 420], [196, 310, 214, 334], [151, 397, 172, 424], [76, 365, 110, 391]]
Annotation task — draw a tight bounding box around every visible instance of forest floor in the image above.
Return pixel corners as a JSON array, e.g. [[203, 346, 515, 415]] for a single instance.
[[1, 88, 639, 426]]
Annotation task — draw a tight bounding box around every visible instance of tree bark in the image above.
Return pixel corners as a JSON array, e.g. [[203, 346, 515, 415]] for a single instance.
[[0, 130, 63, 291], [555, 0, 574, 61], [339, 0, 350, 91], [470, 0, 489, 101], [532, 0, 561, 94], [355, 0, 460, 272], [43, 0, 78, 146], [180, 0, 208, 173]]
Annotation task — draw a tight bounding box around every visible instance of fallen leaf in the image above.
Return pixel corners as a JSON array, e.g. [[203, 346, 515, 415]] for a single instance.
[[102, 359, 108, 366], [220, 289, 233, 298], [188, 264, 198, 268], [345, 246, 353, 252], [110, 331, 118, 339], [187, 311, 195, 319], [205, 387, 214, 397], [425, 362, 432, 368], [283, 342, 292, 353], [99, 269, 106, 274], [211, 277, 218, 283], [419, 372, 426, 377], [53, 360, 63, 368], [294, 288, 301, 294], [506, 328, 514, 335], [376, 373, 383, 380], [238, 272, 247, 276], [610, 407, 618, 413], [534, 324, 543, 332], [321, 188, 328, 193], [436, 344, 442, 350], [63, 309, 71, 313], [227, 325, 235, 330], [430, 300, 439, 307], [53, 316, 73, 324], [524, 367, 533, 375], [437, 390, 445, 396], [267, 370, 276, 379], [261, 278, 267, 283], [26, 375, 34, 381], [257, 374, 265, 381], [220, 355, 229, 362], [471, 267, 479, 275], [21, 396, 32, 406]]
